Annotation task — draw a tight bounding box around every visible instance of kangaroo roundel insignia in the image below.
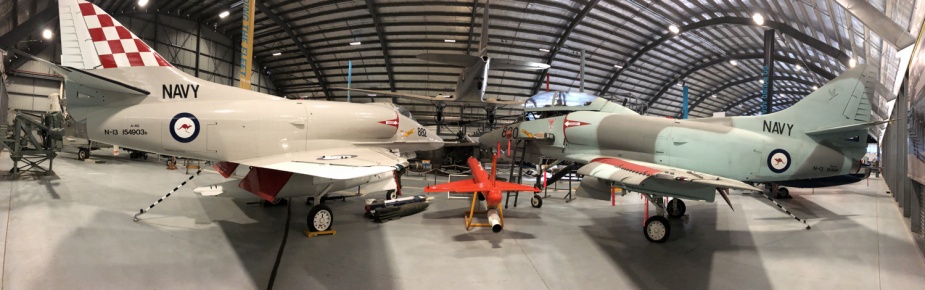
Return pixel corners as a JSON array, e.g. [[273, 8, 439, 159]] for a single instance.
[[170, 112, 200, 143], [767, 149, 791, 173]]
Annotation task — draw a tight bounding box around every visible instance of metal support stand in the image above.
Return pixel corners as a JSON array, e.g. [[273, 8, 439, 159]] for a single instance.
[[2, 112, 64, 177], [504, 140, 528, 208]]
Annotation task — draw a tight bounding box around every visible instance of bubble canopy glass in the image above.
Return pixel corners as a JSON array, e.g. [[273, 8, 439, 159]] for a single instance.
[[524, 91, 599, 108]]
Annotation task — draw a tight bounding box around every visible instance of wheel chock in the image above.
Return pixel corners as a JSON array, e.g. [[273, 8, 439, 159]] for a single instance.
[[304, 229, 337, 238]]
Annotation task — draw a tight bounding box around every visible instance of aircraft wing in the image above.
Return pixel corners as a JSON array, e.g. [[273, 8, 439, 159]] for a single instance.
[[573, 155, 760, 192], [232, 147, 406, 180], [482, 98, 525, 106], [330, 87, 457, 102], [489, 58, 551, 70], [424, 179, 482, 193]]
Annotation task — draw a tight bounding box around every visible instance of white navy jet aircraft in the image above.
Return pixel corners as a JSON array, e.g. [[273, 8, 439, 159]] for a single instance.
[[41, 0, 443, 231]]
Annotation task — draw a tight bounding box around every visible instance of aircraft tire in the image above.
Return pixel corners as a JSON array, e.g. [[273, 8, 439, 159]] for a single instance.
[[644, 216, 670, 243], [777, 187, 791, 199], [77, 148, 89, 160], [667, 199, 686, 218], [308, 204, 334, 232], [531, 195, 543, 208], [386, 190, 397, 200]]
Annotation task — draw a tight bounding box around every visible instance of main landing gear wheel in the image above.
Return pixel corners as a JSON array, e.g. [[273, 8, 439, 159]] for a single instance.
[[386, 190, 398, 200], [77, 148, 89, 160], [531, 194, 543, 208], [667, 199, 686, 218], [307, 204, 334, 232], [776, 187, 791, 199], [644, 216, 670, 243]]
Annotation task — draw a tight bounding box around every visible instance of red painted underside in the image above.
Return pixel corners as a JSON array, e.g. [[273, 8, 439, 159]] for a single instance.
[[238, 167, 293, 202], [590, 157, 662, 176], [212, 161, 240, 178]]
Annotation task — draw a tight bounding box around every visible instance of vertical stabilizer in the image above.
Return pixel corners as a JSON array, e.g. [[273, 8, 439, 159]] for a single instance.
[[59, 0, 171, 70], [477, 0, 490, 57], [746, 65, 877, 132]]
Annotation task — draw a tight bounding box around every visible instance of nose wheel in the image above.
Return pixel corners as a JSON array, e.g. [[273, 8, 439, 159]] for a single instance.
[[530, 194, 543, 208], [666, 198, 686, 218], [643, 216, 670, 243]]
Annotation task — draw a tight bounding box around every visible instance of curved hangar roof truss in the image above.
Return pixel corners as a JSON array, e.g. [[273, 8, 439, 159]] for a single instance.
[[98, 0, 916, 124]]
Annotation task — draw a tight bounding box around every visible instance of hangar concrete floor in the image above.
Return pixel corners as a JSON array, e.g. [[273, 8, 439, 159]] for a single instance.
[[1, 151, 924, 289]]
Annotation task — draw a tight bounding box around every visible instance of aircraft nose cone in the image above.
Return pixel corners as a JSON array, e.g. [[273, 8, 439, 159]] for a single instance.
[[479, 128, 504, 148]]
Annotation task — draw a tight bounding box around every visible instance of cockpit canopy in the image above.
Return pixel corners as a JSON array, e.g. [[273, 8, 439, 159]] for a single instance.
[[524, 91, 599, 109]]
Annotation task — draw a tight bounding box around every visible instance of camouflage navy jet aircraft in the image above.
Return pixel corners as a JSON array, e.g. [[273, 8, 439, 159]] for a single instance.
[[480, 65, 884, 242], [38, 0, 443, 231]]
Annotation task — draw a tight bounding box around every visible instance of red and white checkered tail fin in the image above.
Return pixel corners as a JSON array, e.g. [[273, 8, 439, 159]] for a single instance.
[[59, 0, 171, 70]]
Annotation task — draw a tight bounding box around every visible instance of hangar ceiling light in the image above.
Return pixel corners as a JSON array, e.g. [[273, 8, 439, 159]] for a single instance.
[[729, 59, 738, 66], [752, 13, 764, 25], [668, 24, 680, 34], [539, 48, 550, 52], [272, 52, 281, 56], [138, 0, 148, 7], [219, 11, 230, 18], [849, 58, 857, 68], [350, 42, 362, 46], [42, 29, 52, 39], [795, 64, 803, 71], [444, 39, 456, 43], [812, 85, 818, 90]]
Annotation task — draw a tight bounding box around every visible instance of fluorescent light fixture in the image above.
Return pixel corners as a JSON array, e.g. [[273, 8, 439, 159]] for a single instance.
[[668, 24, 680, 34], [729, 59, 738, 66], [711, 95, 717, 98], [444, 39, 456, 43], [539, 48, 550, 52], [272, 52, 282, 56], [349, 41, 362, 46], [752, 13, 764, 25], [367, 94, 377, 97], [812, 85, 818, 90], [849, 58, 857, 67], [138, 0, 149, 7], [219, 11, 230, 18], [613, 64, 623, 68], [42, 29, 52, 39]]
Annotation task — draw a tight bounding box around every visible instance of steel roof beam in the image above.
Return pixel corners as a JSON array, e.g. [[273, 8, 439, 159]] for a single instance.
[[464, 0, 479, 55], [254, 1, 331, 99], [645, 53, 835, 110], [0, 5, 58, 50], [723, 89, 812, 113], [364, 0, 396, 93], [683, 76, 816, 117], [530, 0, 600, 96], [597, 16, 852, 96]]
